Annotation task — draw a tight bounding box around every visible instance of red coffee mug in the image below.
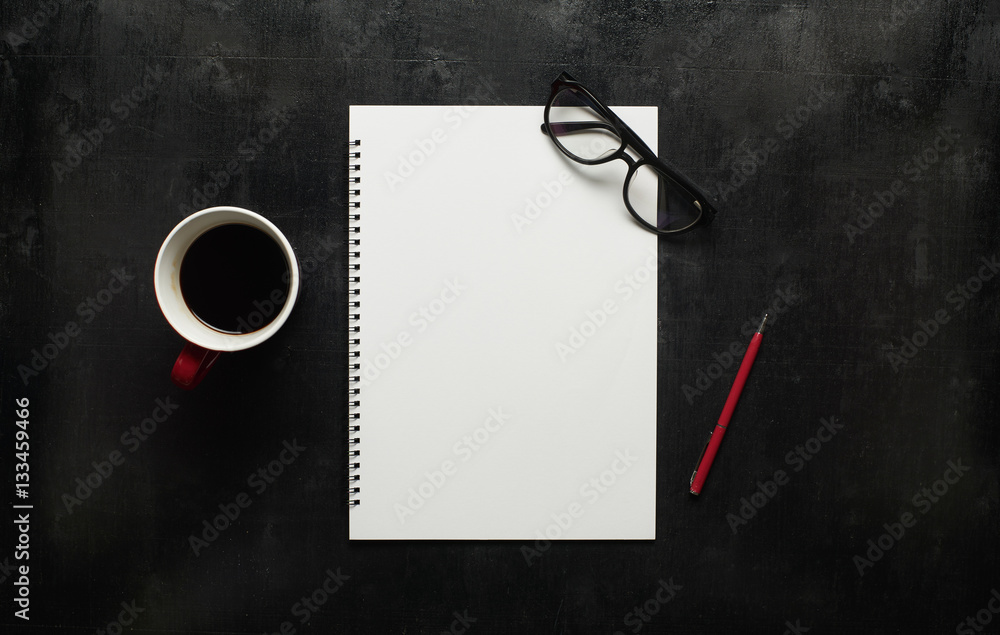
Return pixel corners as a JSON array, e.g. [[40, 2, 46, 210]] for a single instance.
[[154, 207, 300, 389]]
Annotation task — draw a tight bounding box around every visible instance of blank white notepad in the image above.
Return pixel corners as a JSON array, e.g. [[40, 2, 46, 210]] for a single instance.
[[348, 105, 657, 539]]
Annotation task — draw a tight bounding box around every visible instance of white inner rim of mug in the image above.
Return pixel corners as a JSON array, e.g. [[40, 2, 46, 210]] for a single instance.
[[154, 207, 300, 352]]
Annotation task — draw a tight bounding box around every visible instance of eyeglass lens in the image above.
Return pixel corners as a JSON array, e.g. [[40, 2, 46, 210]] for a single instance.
[[547, 87, 623, 161], [626, 164, 703, 233]]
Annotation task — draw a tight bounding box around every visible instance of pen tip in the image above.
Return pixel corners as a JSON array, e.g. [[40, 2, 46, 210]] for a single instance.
[[757, 314, 769, 333]]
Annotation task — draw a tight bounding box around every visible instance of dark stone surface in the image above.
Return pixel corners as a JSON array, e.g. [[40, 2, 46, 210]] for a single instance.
[[1, 1, 998, 633]]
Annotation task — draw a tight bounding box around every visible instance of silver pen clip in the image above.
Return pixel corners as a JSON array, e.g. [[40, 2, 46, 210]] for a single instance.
[[690, 430, 714, 487]]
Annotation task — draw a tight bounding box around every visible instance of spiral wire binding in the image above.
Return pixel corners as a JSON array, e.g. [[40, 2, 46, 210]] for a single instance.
[[348, 139, 362, 507]]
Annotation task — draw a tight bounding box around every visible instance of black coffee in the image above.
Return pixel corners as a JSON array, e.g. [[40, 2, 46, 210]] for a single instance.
[[180, 223, 290, 334]]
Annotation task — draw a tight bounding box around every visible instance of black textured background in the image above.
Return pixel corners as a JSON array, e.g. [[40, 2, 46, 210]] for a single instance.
[[1, 1, 999, 634]]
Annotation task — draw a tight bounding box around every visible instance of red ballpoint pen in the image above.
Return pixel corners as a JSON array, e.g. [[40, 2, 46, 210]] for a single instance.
[[689, 314, 768, 495]]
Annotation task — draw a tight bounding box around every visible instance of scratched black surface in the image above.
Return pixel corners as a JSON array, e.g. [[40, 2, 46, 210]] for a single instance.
[[1, 1, 999, 634]]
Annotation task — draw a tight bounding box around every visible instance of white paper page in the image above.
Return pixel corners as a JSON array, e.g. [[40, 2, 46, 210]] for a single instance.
[[349, 105, 657, 540]]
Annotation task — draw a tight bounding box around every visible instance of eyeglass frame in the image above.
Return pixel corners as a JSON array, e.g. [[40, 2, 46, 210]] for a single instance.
[[541, 71, 718, 235]]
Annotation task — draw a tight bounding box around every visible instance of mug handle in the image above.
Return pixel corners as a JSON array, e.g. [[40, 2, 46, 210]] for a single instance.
[[172, 342, 221, 389]]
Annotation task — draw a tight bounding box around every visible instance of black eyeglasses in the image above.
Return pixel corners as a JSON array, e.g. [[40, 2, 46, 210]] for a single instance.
[[542, 72, 718, 235]]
